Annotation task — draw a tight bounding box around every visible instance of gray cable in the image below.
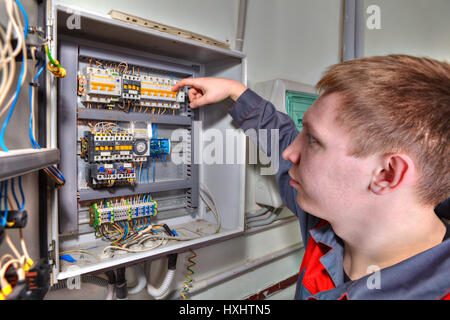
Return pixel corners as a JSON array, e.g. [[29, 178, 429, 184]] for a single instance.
[[50, 275, 108, 291], [246, 209, 273, 223], [245, 207, 269, 219], [246, 212, 277, 228]]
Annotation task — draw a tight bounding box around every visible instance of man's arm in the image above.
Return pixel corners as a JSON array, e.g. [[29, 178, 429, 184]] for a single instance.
[[172, 77, 321, 244], [229, 88, 300, 213]]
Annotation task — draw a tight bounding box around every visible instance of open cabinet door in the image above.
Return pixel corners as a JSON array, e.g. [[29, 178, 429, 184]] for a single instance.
[[47, 3, 247, 283]]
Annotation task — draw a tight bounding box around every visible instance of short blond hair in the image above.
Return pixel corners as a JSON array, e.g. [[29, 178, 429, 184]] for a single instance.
[[316, 54, 450, 206]]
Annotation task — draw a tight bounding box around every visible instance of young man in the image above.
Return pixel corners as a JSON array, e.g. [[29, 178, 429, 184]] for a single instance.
[[172, 54, 450, 300]]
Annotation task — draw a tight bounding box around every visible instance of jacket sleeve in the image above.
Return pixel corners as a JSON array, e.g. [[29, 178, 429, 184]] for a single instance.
[[229, 88, 321, 246]]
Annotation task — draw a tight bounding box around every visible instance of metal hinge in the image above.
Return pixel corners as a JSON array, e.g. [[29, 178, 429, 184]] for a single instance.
[[48, 239, 56, 266], [46, 18, 54, 42]]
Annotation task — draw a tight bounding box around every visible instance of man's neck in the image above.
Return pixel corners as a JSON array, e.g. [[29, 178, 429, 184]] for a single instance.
[[338, 204, 446, 281]]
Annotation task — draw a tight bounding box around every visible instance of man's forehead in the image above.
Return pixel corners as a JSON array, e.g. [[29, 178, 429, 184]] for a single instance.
[[303, 92, 343, 130]]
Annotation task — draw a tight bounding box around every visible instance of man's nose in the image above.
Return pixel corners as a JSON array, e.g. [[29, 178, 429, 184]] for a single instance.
[[282, 136, 301, 164]]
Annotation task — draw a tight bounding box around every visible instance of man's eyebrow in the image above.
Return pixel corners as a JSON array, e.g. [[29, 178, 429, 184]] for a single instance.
[[302, 120, 325, 145], [302, 120, 319, 137]]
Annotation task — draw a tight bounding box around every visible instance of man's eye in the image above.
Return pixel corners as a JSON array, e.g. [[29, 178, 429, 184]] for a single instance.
[[307, 134, 317, 145]]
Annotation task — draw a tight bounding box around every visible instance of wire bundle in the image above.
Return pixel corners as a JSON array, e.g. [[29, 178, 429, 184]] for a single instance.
[[0, 182, 33, 300], [29, 47, 66, 186], [0, 0, 29, 152], [1, 177, 25, 227], [0, 1, 34, 299], [199, 182, 221, 233], [91, 194, 189, 256], [0, 0, 65, 185], [90, 121, 128, 134], [180, 248, 197, 300], [100, 222, 181, 256]]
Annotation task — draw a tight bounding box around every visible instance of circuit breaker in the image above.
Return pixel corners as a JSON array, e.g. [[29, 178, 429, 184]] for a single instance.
[[48, 4, 246, 282]]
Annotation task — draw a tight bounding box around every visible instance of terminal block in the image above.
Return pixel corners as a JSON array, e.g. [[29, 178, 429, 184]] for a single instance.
[[88, 163, 135, 187], [80, 67, 122, 103], [90, 199, 157, 228]]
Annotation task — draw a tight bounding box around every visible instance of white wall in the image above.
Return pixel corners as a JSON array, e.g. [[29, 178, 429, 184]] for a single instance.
[[363, 0, 450, 61], [244, 0, 343, 88]]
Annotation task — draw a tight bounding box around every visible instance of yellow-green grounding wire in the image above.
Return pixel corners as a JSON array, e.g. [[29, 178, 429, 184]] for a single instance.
[[180, 248, 197, 300]]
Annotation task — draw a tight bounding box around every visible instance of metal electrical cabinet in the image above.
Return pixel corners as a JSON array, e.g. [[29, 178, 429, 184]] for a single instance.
[[285, 91, 318, 132], [46, 4, 246, 283]]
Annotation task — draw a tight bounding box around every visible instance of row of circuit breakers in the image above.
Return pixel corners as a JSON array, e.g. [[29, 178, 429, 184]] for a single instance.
[[78, 66, 181, 188], [78, 66, 186, 109], [80, 130, 170, 187]]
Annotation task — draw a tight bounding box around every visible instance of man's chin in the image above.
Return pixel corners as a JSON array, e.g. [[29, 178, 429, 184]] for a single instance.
[[295, 193, 324, 219]]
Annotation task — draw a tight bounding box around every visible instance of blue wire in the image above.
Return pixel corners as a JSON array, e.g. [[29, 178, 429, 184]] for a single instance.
[[47, 165, 66, 183], [146, 158, 150, 183], [152, 158, 156, 183], [29, 64, 46, 149], [0, 181, 4, 210], [0, 182, 4, 227], [1, 181, 8, 227], [119, 222, 128, 242], [17, 176, 25, 210], [0, 0, 29, 152], [11, 177, 25, 210], [15, 0, 29, 38], [0, 182, 3, 209], [0, 53, 26, 151], [27, 63, 66, 184]]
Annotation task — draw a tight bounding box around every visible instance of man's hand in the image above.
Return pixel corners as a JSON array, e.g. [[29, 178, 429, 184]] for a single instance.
[[171, 77, 247, 108]]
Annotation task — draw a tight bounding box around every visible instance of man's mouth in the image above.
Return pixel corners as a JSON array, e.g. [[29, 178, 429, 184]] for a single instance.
[[288, 171, 301, 188]]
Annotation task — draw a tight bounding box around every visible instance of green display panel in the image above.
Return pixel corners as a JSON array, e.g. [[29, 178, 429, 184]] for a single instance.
[[285, 90, 318, 132]]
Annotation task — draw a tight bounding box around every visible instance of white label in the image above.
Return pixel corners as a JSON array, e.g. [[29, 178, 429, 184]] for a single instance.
[[129, 90, 138, 95], [105, 164, 113, 168], [120, 151, 130, 155], [124, 163, 132, 168], [100, 152, 111, 156]]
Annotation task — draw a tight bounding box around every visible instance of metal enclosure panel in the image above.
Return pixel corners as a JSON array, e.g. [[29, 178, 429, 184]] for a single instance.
[[57, 41, 79, 235], [51, 4, 246, 280], [0, 149, 60, 181]]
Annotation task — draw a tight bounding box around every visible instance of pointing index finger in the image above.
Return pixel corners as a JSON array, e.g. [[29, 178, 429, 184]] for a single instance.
[[171, 78, 198, 91]]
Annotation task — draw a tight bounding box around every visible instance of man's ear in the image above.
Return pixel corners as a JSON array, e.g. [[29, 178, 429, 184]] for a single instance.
[[369, 153, 412, 195]]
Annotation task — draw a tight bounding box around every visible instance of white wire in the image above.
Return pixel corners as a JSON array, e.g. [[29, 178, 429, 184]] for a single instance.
[[199, 182, 221, 233], [0, 0, 28, 119], [0, 0, 19, 112]]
